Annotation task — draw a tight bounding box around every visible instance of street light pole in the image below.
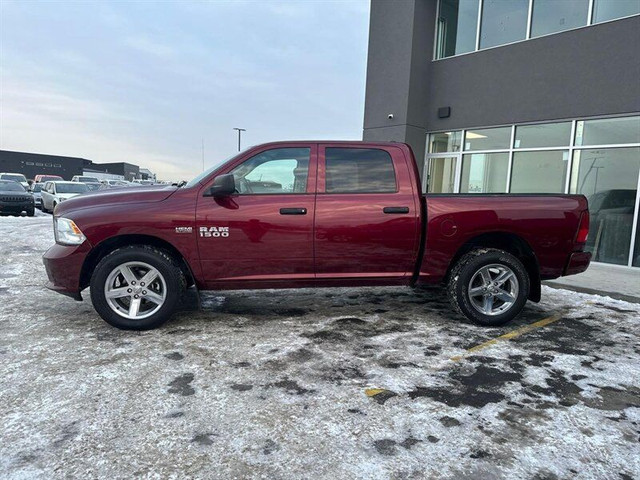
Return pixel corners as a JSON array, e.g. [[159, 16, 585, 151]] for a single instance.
[[233, 127, 246, 152]]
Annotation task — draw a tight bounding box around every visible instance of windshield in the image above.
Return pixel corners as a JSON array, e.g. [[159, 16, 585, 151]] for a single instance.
[[32, 184, 43, 192], [0, 181, 26, 192], [1, 174, 27, 183], [184, 151, 245, 188], [57, 183, 89, 194]]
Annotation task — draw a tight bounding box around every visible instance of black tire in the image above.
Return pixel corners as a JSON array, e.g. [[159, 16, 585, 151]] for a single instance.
[[26, 207, 35, 217], [448, 248, 529, 326], [90, 245, 186, 330]]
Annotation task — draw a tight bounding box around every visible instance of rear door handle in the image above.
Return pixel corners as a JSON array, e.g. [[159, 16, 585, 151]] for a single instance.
[[280, 207, 307, 215], [383, 206, 410, 214]]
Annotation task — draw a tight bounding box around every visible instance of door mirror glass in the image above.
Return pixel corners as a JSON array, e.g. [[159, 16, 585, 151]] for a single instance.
[[207, 174, 236, 197]]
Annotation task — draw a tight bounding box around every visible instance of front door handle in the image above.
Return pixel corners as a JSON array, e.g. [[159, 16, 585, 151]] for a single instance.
[[280, 207, 307, 215], [383, 206, 409, 214]]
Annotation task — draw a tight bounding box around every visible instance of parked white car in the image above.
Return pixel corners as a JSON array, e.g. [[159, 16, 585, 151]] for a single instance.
[[41, 181, 89, 213], [0, 172, 29, 190]]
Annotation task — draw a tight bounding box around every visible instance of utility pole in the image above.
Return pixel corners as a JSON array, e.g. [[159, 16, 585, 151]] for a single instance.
[[233, 127, 246, 152]]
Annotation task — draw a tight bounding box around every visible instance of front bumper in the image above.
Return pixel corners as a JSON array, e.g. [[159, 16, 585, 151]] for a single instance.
[[563, 251, 592, 276], [0, 201, 34, 214], [42, 241, 92, 301]]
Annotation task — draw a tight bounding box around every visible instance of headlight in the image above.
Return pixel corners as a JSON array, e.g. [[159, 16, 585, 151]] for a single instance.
[[54, 217, 86, 245]]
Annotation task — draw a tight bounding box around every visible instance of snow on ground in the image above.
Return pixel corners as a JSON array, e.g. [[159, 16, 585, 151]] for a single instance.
[[0, 215, 639, 479]]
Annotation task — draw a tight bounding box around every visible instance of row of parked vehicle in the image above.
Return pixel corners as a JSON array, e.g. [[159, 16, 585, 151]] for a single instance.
[[0, 172, 161, 216]]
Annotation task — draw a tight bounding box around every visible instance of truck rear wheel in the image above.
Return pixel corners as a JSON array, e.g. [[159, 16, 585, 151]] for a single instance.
[[448, 248, 529, 326], [90, 246, 186, 330]]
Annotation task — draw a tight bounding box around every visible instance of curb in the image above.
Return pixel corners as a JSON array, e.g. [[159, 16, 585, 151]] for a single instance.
[[543, 281, 640, 305]]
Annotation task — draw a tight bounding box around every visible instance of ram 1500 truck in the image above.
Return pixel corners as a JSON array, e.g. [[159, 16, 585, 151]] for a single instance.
[[43, 141, 591, 330]]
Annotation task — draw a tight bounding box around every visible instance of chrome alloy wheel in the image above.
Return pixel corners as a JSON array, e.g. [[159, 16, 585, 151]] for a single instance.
[[468, 264, 519, 316], [104, 261, 167, 320]]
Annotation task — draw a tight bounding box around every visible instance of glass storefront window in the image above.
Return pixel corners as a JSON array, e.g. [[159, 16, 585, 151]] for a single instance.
[[436, 0, 480, 59], [592, 0, 640, 23], [514, 122, 572, 148], [460, 153, 509, 193], [570, 147, 640, 265], [426, 157, 458, 193], [531, 0, 589, 37], [464, 127, 511, 151], [633, 208, 640, 267], [479, 0, 529, 49], [510, 150, 569, 193], [429, 131, 462, 153], [575, 116, 640, 146]]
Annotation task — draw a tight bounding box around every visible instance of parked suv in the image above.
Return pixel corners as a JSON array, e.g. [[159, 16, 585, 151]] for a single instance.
[[0, 180, 35, 216], [41, 181, 89, 213], [0, 173, 29, 190], [71, 175, 102, 192], [34, 174, 64, 183], [30, 183, 44, 209]]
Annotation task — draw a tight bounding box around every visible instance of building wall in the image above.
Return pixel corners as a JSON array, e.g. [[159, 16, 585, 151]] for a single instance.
[[426, 15, 640, 132], [0, 150, 89, 180], [90, 162, 140, 181], [363, 0, 640, 165], [362, 0, 437, 171]]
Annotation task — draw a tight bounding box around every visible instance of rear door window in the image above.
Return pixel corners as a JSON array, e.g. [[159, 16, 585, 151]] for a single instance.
[[325, 148, 397, 193]]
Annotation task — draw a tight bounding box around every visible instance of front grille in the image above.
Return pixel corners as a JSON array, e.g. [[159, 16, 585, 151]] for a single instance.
[[0, 196, 30, 203]]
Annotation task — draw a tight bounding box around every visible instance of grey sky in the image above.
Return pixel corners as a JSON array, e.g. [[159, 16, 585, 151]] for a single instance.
[[0, 0, 370, 180]]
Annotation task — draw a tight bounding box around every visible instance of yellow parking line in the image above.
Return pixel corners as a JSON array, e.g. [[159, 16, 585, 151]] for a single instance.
[[450, 312, 565, 362]]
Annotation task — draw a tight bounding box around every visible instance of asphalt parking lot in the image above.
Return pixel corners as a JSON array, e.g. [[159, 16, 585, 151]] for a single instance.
[[1, 216, 639, 479]]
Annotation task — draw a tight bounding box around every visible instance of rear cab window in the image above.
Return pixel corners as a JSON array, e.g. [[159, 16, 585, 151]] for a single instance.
[[323, 147, 397, 193]]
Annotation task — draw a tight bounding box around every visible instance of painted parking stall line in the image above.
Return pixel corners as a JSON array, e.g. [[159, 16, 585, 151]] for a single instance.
[[450, 312, 565, 362]]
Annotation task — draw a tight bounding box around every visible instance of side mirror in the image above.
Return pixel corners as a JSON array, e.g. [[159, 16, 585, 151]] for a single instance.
[[206, 174, 235, 197]]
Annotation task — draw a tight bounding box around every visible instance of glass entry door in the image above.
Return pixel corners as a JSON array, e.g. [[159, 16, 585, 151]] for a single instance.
[[425, 156, 459, 193]]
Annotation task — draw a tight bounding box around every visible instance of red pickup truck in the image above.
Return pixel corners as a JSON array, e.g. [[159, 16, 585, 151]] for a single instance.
[[43, 141, 591, 330]]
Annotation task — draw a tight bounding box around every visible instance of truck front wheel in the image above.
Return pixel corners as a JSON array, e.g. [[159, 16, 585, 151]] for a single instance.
[[90, 246, 186, 330], [448, 248, 529, 326]]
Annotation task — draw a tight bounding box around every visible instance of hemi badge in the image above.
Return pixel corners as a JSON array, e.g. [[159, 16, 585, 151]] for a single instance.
[[175, 227, 193, 233]]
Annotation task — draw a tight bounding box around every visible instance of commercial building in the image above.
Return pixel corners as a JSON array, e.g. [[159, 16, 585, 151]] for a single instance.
[[89, 162, 140, 181], [0, 150, 154, 183], [363, 0, 640, 268], [0, 150, 92, 180]]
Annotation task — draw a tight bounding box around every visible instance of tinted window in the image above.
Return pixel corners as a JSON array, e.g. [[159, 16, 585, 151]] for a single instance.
[[575, 116, 640, 146], [56, 183, 89, 194], [325, 148, 396, 193], [480, 0, 528, 49], [510, 150, 569, 193], [571, 147, 640, 265], [460, 153, 509, 193], [436, 0, 480, 58], [514, 122, 572, 148], [531, 0, 589, 37], [0, 181, 25, 192], [32, 184, 43, 192], [464, 127, 511, 150], [593, 0, 640, 23], [230, 148, 310, 194]]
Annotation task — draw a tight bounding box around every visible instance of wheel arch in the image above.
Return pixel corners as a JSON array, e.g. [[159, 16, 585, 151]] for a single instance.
[[80, 234, 196, 290], [447, 231, 541, 302]]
